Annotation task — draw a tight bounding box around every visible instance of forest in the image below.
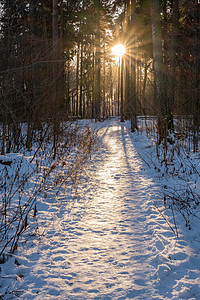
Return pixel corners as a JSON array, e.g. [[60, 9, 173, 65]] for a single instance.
[[0, 1, 200, 299], [0, 0, 199, 152]]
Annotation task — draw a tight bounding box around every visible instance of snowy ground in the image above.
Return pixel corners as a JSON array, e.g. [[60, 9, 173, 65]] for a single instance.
[[1, 118, 200, 299]]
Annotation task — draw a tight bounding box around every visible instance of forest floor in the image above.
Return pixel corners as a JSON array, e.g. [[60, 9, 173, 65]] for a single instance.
[[1, 118, 200, 299]]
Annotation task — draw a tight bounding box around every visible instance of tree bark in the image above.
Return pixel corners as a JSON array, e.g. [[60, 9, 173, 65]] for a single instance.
[[79, 41, 83, 117], [52, 0, 59, 158], [120, 56, 124, 122], [150, 0, 167, 143], [130, 0, 137, 131], [169, 0, 179, 131], [76, 43, 80, 116], [95, 7, 101, 120]]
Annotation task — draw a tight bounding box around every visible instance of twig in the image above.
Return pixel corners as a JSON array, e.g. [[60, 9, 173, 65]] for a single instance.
[[171, 205, 179, 237], [154, 204, 178, 237]]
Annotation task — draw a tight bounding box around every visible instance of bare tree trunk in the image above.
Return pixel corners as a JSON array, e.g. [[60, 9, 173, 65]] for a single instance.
[[130, 56, 137, 131], [52, 0, 59, 159], [95, 13, 101, 120], [124, 0, 131, 119], [66, 57, 70, 114], [1, 104, 7, 155], [142, 60, 149, 115], [130, 0, 137, 131], [79, 41, 83, 117], [150, 0, 167, 144], [110, 65, 113, 117], [118, 57, 120, 116], [76, 43, 80, 116], [26, 0, 35, 151], [125, 49, 130, 119], [59, 0, 67, 113], [120, 56, 124, 122], [193, 0, 200, 151], [53, 0, 59, 72], [169, 0, 179, 131], [103, 43, 106, 119], [92, 39, 95, 118]]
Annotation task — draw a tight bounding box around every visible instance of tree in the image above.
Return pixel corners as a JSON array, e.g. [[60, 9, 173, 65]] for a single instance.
[[150, 0, 168, 144], [168, 0, 179, 131]]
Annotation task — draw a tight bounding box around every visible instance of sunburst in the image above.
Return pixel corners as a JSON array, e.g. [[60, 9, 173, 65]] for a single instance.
[[111, 44, 126, 58]]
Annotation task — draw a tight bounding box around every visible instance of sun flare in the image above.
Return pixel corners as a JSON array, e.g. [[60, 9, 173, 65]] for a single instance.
[[111, 44, 126, 58]]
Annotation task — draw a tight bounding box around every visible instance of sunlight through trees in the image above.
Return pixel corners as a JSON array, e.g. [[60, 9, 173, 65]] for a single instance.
[[0, 0, 199, 151]]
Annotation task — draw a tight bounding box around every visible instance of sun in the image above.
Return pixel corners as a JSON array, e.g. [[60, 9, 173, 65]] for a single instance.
[[111, 44, 126, 58]]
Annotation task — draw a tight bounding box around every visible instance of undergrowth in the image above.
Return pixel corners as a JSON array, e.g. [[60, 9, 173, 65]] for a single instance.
[[0, 121, 96, 260], [138, 116, 200, 235]]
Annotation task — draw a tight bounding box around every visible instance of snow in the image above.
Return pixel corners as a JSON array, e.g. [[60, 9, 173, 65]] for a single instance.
[[0, 118, 200, 299]]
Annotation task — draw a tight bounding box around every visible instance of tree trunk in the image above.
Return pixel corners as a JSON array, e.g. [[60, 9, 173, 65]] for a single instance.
[[52, 0, 59, 159], [169, 0, 179, 131], [118, 57, 120, 116], [125, 49, 130, 119], [92, 39, 95, 118], [193, 0, 200, 151], [130, 0, 137, 131], [103, 43, 106, 119], [150, 0, 167, 144], [124, 0, 131, 119], [76, 43, 80, 116], [120, 56, 124, 122], [79, 41, 83, 117], [95, 12, 101, 120]]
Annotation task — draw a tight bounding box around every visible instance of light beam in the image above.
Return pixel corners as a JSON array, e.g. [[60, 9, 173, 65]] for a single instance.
[[111, 44, 126, 58]]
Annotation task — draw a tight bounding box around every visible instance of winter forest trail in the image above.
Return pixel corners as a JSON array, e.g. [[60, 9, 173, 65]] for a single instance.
[[13, 120, 200, 299]]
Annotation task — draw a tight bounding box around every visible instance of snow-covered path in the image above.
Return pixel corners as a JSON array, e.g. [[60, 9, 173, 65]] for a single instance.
[[62, 123, 159, 299], [3, 120, 200, 299]]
